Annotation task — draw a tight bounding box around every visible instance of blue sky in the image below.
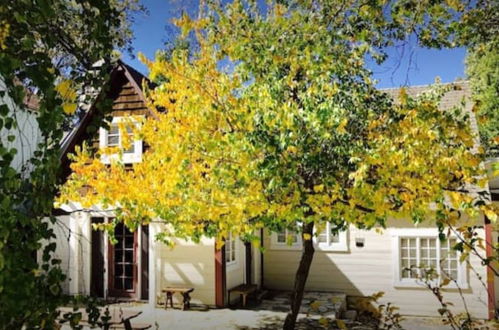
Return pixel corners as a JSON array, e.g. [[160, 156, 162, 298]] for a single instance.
[[124, 0, 467, 89]]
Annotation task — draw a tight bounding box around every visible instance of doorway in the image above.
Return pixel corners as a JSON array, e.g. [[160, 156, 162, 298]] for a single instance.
[[108, 222, 138, 298]]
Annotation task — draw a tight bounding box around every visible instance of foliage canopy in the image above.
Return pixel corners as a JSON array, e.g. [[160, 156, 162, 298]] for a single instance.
[[60, 0, 498, 328], [0, 0, 142, 327]]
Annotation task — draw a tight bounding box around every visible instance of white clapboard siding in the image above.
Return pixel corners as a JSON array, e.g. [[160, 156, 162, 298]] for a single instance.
[[264, 219, 488, 318]]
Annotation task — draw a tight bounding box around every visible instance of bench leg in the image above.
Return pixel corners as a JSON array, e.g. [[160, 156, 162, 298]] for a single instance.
[[181, 292, 191, 310], [165, 292, 174, 310], [242, 294, 247, 307]]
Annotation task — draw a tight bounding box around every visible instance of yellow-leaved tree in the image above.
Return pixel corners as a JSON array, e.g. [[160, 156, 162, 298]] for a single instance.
[[60, 1, 498, 328]]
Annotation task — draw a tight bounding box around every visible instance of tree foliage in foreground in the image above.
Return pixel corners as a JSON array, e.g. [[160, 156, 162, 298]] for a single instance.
[[60, 1, 498, 329], [0, 0, 142, 328], [466, 38, 499, 157]]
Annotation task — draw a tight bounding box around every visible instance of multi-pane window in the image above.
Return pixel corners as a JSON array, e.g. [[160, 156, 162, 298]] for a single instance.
[[317, 223, 341, 246], [99, 117, 142, 163], [397, 236, 463, 286], [113, 222, 135, 291], [272, 225, 348, 251], [106, 124, 135, 153], [225, 233, 236, 265], [106, 125, 120, 147], [440, 238, 459, 280], [276, 229, 299, 245]]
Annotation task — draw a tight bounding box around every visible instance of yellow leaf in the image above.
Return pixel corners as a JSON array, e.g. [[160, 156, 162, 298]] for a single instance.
[[336, 319, 347, 330], [483, 208, 497, 222], [303, 233, 312, 241], [337, 118, 348, 134], [62, 102, 77, 115], [310, 301, 321, 311], [313, 184, 324, 193], [319, 317, 329, 328]]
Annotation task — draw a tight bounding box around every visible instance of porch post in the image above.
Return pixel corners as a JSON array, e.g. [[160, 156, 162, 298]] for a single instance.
[[148, 223, 157, 307], [485, 217, 496, 320]]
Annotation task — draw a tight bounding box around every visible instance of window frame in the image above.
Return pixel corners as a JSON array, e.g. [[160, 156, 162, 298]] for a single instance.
[[270, 228, 301, 250], [99, 116, 143, 164], [391, 228, 467, 289], [315, 223, 348, 252], [270, 224, 348, 252], [225, 232, 238, 270]]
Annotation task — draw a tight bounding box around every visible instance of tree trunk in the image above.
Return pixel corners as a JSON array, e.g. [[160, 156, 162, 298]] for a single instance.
[[283, 221, 315, 330]]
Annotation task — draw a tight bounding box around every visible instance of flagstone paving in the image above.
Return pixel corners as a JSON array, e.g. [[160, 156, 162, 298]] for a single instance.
[[58, 291, 453, 329]]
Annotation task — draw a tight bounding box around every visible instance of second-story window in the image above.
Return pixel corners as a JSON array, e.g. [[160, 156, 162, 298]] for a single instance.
[[99, 116, 143, 164], [107, 124, 134, 153]]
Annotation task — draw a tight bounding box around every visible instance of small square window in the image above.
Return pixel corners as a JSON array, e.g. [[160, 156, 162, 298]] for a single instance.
[[315, 223, 348, 251], [99, 117, 143, 164]]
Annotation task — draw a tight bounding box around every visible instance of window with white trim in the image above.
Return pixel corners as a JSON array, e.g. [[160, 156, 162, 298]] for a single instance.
[[276, 229, 299, 244], [99, 116, 142, 164], [393, 229, 466, 288], [316, 223, 348, 251], [270, 225, 348, 251], [225, 233, 237, 266]]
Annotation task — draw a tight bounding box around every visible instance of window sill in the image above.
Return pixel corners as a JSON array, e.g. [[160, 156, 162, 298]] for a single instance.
[[101, 153, 142, 164], [315, 243, 349, 252], [394, 279, 469, 290]]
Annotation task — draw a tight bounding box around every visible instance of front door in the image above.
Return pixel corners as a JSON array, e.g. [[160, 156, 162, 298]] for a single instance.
[[108, 222, 138, 298]]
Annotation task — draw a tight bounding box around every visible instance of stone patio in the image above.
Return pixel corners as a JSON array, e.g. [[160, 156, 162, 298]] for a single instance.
[[57, 291, 456, 329], [252, 290, 347, 320]]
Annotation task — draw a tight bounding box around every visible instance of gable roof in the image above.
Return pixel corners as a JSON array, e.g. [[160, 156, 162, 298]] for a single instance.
[[382, 81, 471, 110], [59, 60, 154, 180], [383, 81, 479, 136]]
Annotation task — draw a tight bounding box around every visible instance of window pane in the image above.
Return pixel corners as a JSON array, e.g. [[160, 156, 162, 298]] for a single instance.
[[409, 248, 416, 258], [225, 233, 236, 263], [123, 131, 135, 154], [330, 230, 340, 243], [277, 231, 286, 243], [401, 238, 417, 279], [124, 278, 133, 290], [109, 126, 119, 135], [317, 231, 327, 243], [107, 134, 119, 146]]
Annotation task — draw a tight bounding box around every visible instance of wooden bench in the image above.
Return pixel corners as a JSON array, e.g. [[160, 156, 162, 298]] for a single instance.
[[162, 287, 194, 310], [228, 284, 257, 307]]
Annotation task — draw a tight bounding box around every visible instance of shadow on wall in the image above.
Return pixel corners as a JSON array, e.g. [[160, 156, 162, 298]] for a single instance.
[[263, 228, 487, 318], [158, 242, 215, 306]]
